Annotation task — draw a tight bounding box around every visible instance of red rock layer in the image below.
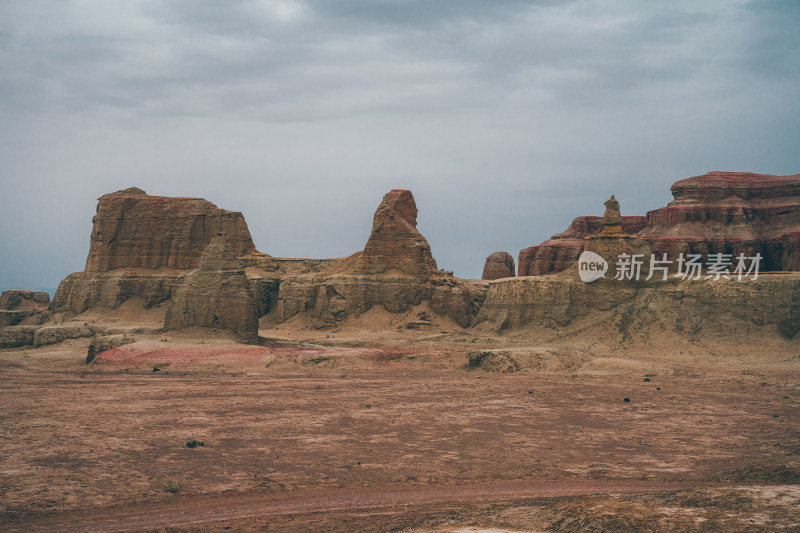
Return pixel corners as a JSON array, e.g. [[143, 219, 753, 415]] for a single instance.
[[519, 172, 800, 275], [638, 172, 800, 271], [84, 187, 256, 272], [518, 216, 646, 276]]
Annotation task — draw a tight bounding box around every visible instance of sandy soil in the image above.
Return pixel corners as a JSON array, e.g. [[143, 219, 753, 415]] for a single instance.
[[0, 326, 797, 531]]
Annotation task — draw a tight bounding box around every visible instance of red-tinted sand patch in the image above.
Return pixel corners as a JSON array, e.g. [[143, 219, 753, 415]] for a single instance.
[[93, 342, 440, 368]]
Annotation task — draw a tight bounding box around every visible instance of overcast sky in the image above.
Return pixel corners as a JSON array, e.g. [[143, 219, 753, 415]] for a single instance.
[[1, 0, 799, 289]]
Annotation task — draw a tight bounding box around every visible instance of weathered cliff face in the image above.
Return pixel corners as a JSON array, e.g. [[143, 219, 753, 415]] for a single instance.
[[518, 216, 647, 276], [0, 290, 51, 327], [50, 186, 482, 332], [482, 252, 515, 280], [51, 187, 265, 316], [85, 187, 257, 272], [638, 172, 800, 271], [272, 189, 485, 328], [352, 189, 438, 279], [475, 273, 800, 341], [274, 273, 486, 329], [519, 172, 800, 275], [164, 236, 259, 342], [52, 271, 184, 314]]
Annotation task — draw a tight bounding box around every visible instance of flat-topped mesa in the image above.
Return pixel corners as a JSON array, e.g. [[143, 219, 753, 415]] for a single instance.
[[85, 187, 257, 272], [519, 171, 800, 275], [639, 171, 800, 271], [668, 171, 800, 205], [353, 189, 438, 278], [518, 215, 647, 276], [482, 252, 515, 280]]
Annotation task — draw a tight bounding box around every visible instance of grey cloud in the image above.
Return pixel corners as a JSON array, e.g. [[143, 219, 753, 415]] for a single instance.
[[1, 0, 798, 289]]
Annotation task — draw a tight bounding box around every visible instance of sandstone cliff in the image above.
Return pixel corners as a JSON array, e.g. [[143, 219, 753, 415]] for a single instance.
[[50, 186, 485, 335], [85, 187, 257, 272], [518, 172, 800, 276], [164, 236, 259, 342], [475, 273, 800, 342], [519, 216, 646, 276], [52, 187, 264, 316], [351, 189, 438, 278], [0, 290, 50, 327], [638, 172, 800, 271], [271, 189, 485, 328]]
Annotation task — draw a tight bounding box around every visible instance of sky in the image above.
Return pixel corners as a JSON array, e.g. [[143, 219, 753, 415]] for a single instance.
[[1, 0, 799, 289]]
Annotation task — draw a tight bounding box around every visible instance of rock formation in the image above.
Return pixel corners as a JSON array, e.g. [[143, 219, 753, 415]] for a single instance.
[[352, 189, 438, 278], [518, 216, 647, 276], [273, 189, 485, 328], [482, 252, 515, 280], [9, 172, 800, 348], [583, 196, 652, 280], [519, 172, 800, 275], [164, 235, 259, 342], [0, 290, 50, 326], [52, 187, 269, 316], [600, 196, 623, 235], [85, 187, 257, 272], [475, 273, 800, 340], [49, 185, 483, 335], [638, 172, 800, 271]]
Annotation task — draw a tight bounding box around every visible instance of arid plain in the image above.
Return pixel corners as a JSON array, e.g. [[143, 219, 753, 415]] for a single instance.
[[1, 172, 799, 531]]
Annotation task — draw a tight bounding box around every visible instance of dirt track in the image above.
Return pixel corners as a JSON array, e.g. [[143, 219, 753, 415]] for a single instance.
[[2, 479, 725, 532]]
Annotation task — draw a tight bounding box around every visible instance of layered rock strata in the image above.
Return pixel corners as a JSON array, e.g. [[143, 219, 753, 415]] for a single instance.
[[164, 236, 259, 342], [351, 189, 438, 278], [475, 273, 800, 340], [519, 172, 800, 275], [0, 290, 51, 326], [273, 189, 485, 328], [85, 187, 257, 272], [638, 172, 800, 271], [518, 216, 647, 276]]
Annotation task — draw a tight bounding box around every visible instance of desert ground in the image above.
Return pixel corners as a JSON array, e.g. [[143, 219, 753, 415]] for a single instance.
[[1, 307, 798, 532]]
